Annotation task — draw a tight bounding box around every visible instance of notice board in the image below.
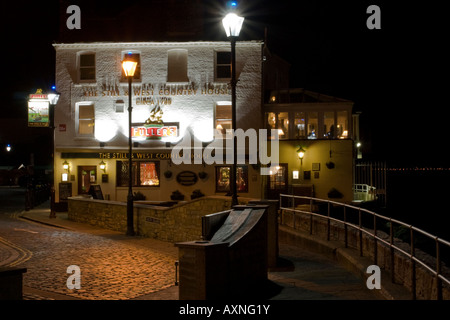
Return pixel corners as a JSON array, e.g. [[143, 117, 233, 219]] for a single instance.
[[59, 182, 72, 201]]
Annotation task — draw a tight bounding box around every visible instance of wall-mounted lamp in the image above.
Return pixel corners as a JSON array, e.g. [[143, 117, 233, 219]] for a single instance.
[[297, 146, 306, 164], [62, 160, 70, 172], [99, 160, 106, 172]]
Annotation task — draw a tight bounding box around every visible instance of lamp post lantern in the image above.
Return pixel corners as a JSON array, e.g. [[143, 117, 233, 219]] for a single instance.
[[222, 11, 244, 207], [122, 55, 138, 236]]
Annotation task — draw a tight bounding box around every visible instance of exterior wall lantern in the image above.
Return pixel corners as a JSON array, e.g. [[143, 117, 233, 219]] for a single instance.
[[99, 160, 106, 173], [62, 160, 70, 172], [297, 146, 306, 165]]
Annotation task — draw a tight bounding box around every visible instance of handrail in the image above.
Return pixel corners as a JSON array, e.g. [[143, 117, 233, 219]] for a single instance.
[[279, 194, 450, 300]]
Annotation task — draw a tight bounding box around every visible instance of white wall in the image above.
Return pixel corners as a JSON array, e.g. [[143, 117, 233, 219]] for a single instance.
[[53, 41, 263, 202]]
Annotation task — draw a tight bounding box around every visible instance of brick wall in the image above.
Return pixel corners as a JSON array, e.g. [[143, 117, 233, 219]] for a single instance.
[[68, 196, 253, 243]]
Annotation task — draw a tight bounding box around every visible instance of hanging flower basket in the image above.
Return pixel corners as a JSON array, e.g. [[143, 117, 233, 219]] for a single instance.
[[170, 190, 184, 201], [198, 171, 208, 180], [164, 170, 173, 178]]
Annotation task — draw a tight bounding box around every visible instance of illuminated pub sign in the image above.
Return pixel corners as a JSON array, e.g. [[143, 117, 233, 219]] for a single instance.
[[28, 92, 49, 127], [131, 122, 179, 140]]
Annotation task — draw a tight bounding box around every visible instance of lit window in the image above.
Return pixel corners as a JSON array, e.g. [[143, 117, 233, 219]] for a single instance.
[[266, 112, 276, 130], [167, 49, 188, 82], [307, 112, 318, 139], [78, 53, 96, 82], [215, 51, 231, 81], [76, 103, 95, 136], [337, 111, 349, 139], [215, 166, 248, 193], [323, 111, 335, 139], [139, 162, 160, 186], [265, 112, 289, 139], [277, 112, 289, 139], [117, 161, 160, 187], [215, 102, 232, 138], [294, 112, 306, 139]]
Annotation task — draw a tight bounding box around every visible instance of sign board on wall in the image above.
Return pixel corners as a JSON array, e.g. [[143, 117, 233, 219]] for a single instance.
[[131, 123, 178, 140]]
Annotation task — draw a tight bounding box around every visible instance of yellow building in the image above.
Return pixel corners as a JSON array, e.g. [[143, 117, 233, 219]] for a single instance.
[[264, 88, 360, 203]]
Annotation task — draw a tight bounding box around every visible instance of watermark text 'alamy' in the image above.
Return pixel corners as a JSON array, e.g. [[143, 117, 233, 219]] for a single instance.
[[171, 129, 279, 175]]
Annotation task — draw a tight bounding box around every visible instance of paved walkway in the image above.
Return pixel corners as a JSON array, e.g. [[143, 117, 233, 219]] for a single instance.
[[0, 201, 395, 300]]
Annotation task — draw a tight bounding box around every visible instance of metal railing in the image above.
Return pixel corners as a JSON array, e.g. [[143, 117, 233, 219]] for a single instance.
[[280, 194, 450, 300]]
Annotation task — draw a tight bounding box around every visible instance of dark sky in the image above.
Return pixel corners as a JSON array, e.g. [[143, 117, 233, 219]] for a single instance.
[[1, 0, 448, 167]]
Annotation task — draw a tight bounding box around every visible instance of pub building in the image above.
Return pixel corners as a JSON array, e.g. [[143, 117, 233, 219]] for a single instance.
[[263, 88, 360, 203], [52, 41, 265, 204]]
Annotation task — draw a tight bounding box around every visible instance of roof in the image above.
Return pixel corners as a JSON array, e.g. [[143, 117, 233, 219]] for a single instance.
[[52, 41, 263, 50], [266, 88, 353, 105]]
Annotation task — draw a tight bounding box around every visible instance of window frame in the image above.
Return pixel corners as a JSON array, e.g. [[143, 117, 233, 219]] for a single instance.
[[77, 52, 96, 83], [167, 49, 189, 83], [214, 49, 231, 82], [264, 108, 352, 140], [75, 102, 95, 138], [116, 161, 160, 187], [215, 165, 248, 193], [214, 101, 232, 139]]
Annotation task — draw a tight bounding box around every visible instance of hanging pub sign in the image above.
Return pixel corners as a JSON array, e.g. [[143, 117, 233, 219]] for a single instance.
[[28, 90, 50, 127]]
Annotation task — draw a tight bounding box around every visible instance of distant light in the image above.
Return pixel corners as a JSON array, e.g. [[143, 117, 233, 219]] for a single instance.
[[227, 0, 238, 9], [6, 144, 11, 152], [356, 142, 362, 148], [51, 85, 56, 90]]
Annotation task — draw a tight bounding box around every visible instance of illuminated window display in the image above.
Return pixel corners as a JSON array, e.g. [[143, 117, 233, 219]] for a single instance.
[[215, 166, 248, 193], [117, 161, 160, 187]]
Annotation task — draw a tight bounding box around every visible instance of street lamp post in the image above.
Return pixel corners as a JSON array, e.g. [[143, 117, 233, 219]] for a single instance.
[[122, 56, 138, 236], [222, 12, 244, 207], [48, 91, 60, 218]]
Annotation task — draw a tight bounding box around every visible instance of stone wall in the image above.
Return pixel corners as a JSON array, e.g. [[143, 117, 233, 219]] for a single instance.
[[68, 196, 254, 243], [281, 209, 450, 300]]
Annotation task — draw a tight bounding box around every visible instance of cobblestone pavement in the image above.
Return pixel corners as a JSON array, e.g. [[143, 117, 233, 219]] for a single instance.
[[0, 191, 389, 301], [0, 214, 178, 300]]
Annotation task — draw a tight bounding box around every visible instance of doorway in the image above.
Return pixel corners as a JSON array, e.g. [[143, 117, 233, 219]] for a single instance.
[[77, 166, 97, 194], [267, 163, 288, 200]]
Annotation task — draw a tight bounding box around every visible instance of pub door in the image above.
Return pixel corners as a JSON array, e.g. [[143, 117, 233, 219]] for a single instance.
[[78, 166, 97, 194], [267, 163, 288, 201]]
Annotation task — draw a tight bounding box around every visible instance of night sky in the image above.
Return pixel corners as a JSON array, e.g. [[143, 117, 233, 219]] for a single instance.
[[1, 0, 448, 167]]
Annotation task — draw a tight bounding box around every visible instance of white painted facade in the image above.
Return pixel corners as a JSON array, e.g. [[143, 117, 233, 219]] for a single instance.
[[53, 41, 264, 203]]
